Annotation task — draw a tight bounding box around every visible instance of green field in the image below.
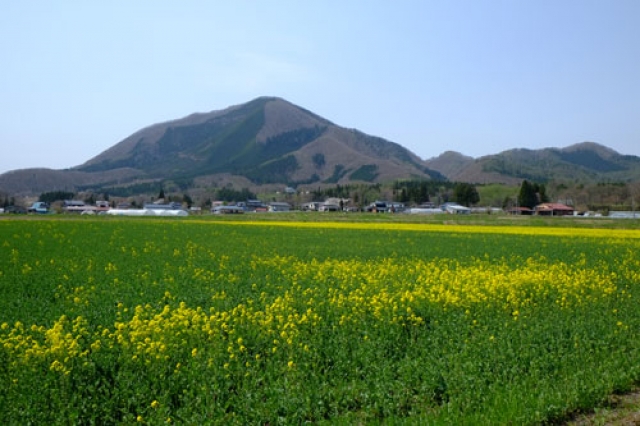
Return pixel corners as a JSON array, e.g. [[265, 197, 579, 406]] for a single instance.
[[1, 217, 640, 424]]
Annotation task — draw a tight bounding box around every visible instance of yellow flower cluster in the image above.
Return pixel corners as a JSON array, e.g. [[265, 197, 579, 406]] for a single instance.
[[2, 249, 632, 375], [2, 315, 91, 375], [192, 219, 640, 239]]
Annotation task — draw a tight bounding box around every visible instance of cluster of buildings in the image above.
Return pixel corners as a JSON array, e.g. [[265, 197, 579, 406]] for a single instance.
[[2, 198, 637, 219]]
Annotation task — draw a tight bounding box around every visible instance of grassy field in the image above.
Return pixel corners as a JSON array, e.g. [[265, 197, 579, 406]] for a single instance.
[[1, 215, 640, 424]]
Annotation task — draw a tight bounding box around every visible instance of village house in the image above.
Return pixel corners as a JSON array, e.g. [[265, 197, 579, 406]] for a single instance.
[[534, 203, 574, 216]]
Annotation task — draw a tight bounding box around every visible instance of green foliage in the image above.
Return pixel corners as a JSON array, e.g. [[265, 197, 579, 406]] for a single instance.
[[453, 182, 480, 206], [392, 180, 455, 204], [423, 167, 448, 181], [164, 177, 194, 191], [39, 191, 75, 203], [349, 164, 379, 182], [518, 180, 539, 209], [518, 180, 549, 209], [323, 164, 349, 184], [216, 187, 256, 202], [352, 130, 414, 163], [477, 184, 519, 207], [289, 174, 320, 186], [244, 155, 299, 184], [97, 182, 164, 198], [264, 126, 325, 158], [536, 182, 550, 203], [482, 157, 549, 183], [311, 183, 381, 203], [558, 150, 624, 172], [1, 220, 640, 424]]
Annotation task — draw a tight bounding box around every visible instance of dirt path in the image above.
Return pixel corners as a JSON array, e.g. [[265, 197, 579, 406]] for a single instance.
[[566, 391, 640, 425]]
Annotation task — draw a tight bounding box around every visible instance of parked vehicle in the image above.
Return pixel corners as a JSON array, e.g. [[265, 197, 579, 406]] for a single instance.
[[28, 202, 49, 214]]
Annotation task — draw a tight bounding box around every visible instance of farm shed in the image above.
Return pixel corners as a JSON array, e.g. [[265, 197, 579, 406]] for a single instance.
[[268, 202, 291, 212], [443, 203, 471, 215]]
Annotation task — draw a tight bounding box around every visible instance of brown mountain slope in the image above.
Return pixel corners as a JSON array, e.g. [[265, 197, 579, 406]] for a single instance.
[[0, 97, 436, 195]]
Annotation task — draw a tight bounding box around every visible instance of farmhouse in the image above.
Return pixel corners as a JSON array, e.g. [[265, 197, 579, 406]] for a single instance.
[[534, 203, 574, 216]]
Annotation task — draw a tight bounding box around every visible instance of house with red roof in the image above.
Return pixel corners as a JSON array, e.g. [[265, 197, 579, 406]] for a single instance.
[[534, 203, 574, 216]]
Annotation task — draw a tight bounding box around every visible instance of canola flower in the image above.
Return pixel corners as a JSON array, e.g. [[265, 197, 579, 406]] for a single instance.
[[2, 251, 634, 372], [187, 219, 640, 239], [2, 219, 640, 423]]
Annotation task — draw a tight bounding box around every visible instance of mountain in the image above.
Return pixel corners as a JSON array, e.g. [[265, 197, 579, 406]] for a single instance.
[[0, 97, 440, 196], [426, 142, 640, 184], [2, 97, 639, 197]]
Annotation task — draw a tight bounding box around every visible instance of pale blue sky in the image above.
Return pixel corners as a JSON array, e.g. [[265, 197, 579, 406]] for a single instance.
[[1, 1, 639, 174]]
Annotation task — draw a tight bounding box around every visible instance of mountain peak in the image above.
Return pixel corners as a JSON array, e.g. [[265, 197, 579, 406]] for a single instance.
[[66, 96, 432, 188], [3, 97, 640, 196], [560, 141, 620, 157]]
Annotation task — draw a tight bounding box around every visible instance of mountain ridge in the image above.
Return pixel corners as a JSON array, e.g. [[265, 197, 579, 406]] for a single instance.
[[425, 141, 640, 184], [1, 97, 437, 195], [1, 97, 639, 196]]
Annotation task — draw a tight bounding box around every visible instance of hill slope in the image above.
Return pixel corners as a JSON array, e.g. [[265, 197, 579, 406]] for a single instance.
[[0, 97, 439, 196], [2, 98, 640, 197], [76, 96, 437, 185], [426, 142, 640, 184]]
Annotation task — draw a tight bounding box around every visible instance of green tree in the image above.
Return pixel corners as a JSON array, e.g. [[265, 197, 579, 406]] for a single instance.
[[518, 180, 538, 209], [534, 183, 549, 203], [39, 191, 75, 203], [453, 183, 480, 207]]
